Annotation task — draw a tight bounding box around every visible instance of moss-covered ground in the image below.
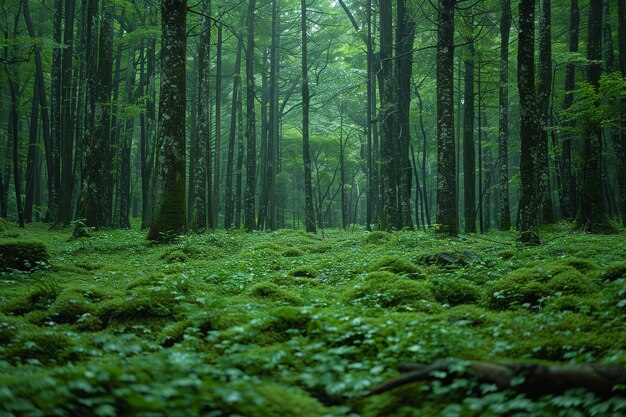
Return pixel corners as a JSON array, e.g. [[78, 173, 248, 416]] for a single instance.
[[1, 221, 625, 416]]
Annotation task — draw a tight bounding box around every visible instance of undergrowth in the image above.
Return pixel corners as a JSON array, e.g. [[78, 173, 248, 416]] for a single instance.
[[1, 221, 625, 416]]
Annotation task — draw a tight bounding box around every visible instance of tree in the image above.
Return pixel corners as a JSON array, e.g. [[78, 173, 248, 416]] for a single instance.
[[436, 0, 457, 235], [147, 0, 187, 241], [463, 20, 476, 233], [559, 0, 579, 221], [244, 0, 257, 231], [517, 0, 541, 244], [575, 0, 612, 233], [536, 0, 556, 224], [302, 0, 316, 233], [497, 0, 512, 230]]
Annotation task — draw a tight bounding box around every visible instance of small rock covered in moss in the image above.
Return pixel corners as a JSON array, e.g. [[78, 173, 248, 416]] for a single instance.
[[0, 239, 49, 271]]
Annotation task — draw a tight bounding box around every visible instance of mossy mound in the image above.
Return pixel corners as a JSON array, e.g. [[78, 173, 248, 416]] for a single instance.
[[0, 239, 49, 271], [159, 249, 189, 263], [601, 262, 626, 281], [94, 287, 177, 325], [363, 231, 387, 244], [5, 330, 77, 364], [428, 276, 481, 306], [347, 272, 436, 310], [247, 282, 304, 305], [1, 281, 61, 315], [288, 266, 319, 278], [488, 263, 598, 310], [370, 255, 423, 277]]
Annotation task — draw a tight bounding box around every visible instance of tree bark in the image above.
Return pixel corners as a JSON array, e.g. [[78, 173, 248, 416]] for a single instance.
[[614, 0, 626, 225], [463, 30, 476, 233], [498, 0, 512, 230], [147, 0, 187, 241], [212, 23, 222, 229], [244, 0, 257, 231], [517, 0, 541, 244], [537, 0, 556, 224], [576, 0, 612, 233], [224, 23, 244, 229], [302, 0, 316, 233], [560, 0, 579, 221], [435, 0, 458, 235]]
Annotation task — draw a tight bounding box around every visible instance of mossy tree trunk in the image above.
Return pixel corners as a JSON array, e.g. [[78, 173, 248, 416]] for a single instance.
[[536, 0, 556, 224], [147, 0, 187, 241], [497, 0, 512, 230], [517, 0, 541, 244], [435, 0, 458, 236], [192, 0, 210, 231]]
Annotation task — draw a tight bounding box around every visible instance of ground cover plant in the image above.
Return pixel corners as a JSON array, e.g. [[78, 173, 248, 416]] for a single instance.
[[1, 222, 626, 416]]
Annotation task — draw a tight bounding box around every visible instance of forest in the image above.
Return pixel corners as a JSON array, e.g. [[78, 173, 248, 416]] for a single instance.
[[1, 0, 626, 415]]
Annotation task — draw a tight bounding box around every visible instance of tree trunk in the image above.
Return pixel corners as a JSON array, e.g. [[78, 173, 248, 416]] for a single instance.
[[244, 0, 257, 231], [614, 0, 626, 225], [498, 0, 512, 230], [517, 0, 541, 244], [147, 0, 187, 241], [537, 0, 556, 224], [560, 0, 579, 221], [396, 0, 416, 230], [302, 0, 316, 233], [119, 48, 137, 229], [463, 32, 476, 233], [82, 0, 113, 229], [56, 0, 76, 225], [235, 86, 244, 229], [366, 0, 373, 230], [50, 0, 63, 223], [435, 0, 458, 235], [7, 69, 24, 227], [379, 0, 397, 230], [267, 2, 280, 231], [576, 0, 612, 233], [224, 23, 244, 229], [24, 65, 40, 223], [212, 23, 222, 229], [192, 0, 211, 231]]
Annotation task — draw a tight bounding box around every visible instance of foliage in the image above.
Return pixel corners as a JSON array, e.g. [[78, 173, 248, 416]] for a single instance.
[[0, 224, 625, 416], [0, 239, 49, 271]]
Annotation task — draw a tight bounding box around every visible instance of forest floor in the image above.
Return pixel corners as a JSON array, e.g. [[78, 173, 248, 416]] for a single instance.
[[1, 221, 626, 416]]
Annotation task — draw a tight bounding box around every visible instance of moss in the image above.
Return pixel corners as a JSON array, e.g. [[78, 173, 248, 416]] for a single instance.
[[282, 248, 304, 257], [0, 217, 8, 231], [94, 288, 177, 325], [288, 266, 319, 278], [0, 239, 49, 271], [0, 316, 19, 344], [6, 330, 77, 365], [363, 231, 387, 244], [436, 304, 500, 327], [488, 264, 597, 310], [428, 276, 481, 306], [370, 255, 423, 277], [561, 257, 597, 273], [146, 179, 187, 242], [347, 273, 435, 310], [48, 290, 92, 324], [601, 262, 626, 281], [159, 249, 189, 263], [2, 281, 61, 315], [247, 282, 303, 306], [234, 383, 329, 417]]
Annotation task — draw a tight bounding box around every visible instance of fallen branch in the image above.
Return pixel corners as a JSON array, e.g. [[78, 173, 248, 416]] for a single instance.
[[366, 359, 626, 398]]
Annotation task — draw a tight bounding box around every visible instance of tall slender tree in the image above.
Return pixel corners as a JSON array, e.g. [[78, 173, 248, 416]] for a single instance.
[[536, 0, 556, 223], [498, 0, 512, 230], [517, 0, 541, 243], [463, 23, 476, 233], [576, 0, 612, 232], [302, 0, 316, 233], [244, 0, 257, 231], [147, 0, 187, 240], [435, 0, 458, 235]]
